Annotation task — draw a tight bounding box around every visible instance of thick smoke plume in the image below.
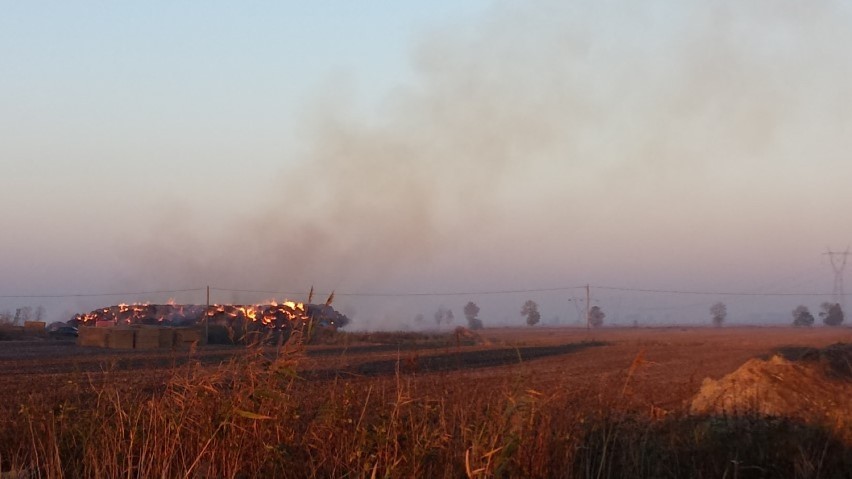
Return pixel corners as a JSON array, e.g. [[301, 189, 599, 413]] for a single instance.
[[120, 1, 852, 326]]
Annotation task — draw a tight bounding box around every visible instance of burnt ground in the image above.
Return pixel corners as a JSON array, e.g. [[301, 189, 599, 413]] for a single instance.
[[304, 341, 606, 379], [0, 337, 604, 378], [0, 340, 238, 376]]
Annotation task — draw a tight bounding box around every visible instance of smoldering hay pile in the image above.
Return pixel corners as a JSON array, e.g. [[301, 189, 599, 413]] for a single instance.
[[690, 343, 852, 442], [70, 302, 350, 331]]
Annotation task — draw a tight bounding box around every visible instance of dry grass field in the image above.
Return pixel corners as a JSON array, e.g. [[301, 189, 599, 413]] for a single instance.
[[1, 326, 851, 478]]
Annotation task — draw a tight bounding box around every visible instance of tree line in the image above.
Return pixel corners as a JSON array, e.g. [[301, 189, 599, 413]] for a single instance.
[[414, 300, 607, 330], [415, 299, 847, 330], [710, 301, 845, 327], [0, 306, 46, 325]]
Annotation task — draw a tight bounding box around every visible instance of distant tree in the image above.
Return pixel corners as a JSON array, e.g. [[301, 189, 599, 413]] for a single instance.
[[588, 306, 605, 328], [433, 306, 454, 327], [14, 307, 32, 325], [34, 305, 46, 322], [792, 305, 815, 327], [0, 310, 12, 325], [521, 300, 541, 326], [414, 313, 425, 326], [819, 302, 844, 327], [710, 302, 727, 327], [463, 301, 483, 330]]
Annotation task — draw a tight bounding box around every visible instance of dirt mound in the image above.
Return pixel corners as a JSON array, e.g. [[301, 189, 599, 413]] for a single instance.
[[690, 343, 852, 441]]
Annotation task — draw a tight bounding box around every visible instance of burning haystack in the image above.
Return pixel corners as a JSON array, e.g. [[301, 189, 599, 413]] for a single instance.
[[69, 301, 350, 332]]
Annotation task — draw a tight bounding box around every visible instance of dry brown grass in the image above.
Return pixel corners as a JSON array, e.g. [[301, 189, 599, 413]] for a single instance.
[[1, 327, 851, 478]]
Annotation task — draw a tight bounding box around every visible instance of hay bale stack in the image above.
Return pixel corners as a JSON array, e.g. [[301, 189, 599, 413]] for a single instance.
[[158, 328, 175, 349], [24, 321, 46, 334], [77, 327, 109, 347], [134, 327, 160, 350], [107, 328, 135, 349], [174, 327, 202, 349]]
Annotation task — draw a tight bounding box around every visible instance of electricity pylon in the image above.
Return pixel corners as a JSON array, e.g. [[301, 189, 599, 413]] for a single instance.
[[824, 247, 851, 310]]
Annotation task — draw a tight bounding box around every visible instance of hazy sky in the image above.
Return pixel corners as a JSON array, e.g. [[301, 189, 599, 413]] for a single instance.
[[3, 1, 852, 327]]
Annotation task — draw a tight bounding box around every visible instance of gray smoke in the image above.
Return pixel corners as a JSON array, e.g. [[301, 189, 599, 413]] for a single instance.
[[119, 1, 852, 326]]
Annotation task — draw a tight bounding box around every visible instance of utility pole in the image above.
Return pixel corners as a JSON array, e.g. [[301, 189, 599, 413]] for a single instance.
[[205, 285, 210, 344], [585, 284, 590, 330], [824, 248, 850, 311]]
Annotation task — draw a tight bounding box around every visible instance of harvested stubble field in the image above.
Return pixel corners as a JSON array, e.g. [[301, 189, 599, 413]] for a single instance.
[[2, 326, 852, 478]]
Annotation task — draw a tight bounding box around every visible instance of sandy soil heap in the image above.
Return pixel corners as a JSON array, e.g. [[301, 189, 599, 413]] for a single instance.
[[690, 343, 852, 440]]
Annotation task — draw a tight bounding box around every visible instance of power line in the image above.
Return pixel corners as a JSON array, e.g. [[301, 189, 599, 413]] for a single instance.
[[213, 285, 837, 298], [0, 288, 206, 299], [593, 286, 836, 297], [210, 286, 587, 298], [1, 283, 837, 301], [210, 287, 305, 296]]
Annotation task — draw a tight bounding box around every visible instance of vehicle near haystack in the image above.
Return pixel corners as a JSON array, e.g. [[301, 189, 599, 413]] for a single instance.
[[48, 326, 78, 339]]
